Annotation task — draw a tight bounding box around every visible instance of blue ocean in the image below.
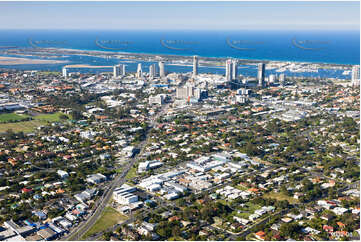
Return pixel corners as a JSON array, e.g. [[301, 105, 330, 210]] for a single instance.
[[0, 30, 359, 78]]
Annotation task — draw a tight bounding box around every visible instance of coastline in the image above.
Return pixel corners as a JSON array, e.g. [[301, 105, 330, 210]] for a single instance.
[[53, 47, 356, 66], [0, 56, 68, 65], [2, 47, 356, 67]]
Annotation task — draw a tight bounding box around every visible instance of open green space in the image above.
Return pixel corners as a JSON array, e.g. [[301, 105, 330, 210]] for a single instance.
[[0, 119, 48, 133], [33, 112, 70, 122], [235, 184, 248, 191], [0, 112, 71, 133], [125, 165, 137, 180], [233, 202, 262, 219], [263, 191, 298, 204], [244, 201, 261, 212], [0, 113, 30, 122], [82, 206, 127, 239]]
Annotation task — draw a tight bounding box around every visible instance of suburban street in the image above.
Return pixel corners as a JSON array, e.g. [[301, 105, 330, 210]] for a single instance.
[[63, 103, 169, 241]]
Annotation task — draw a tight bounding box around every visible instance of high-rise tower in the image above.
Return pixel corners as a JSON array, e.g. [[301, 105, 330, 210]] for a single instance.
[[232, 60, 238, 80], [62, 67, 67, 78], [257, 63, 265, 87], [192, 56, 198, 77], [279, 73, 285, 87], [159, 61, 165, 78], [113, 64, 121, 78], [352, 65, 360, 86], [137, 63, 143, 78], [225, 59, 232, 81]]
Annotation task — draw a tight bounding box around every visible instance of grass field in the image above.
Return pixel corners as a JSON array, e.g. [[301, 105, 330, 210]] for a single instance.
[[125, 166, 137, 180], [0, 120, 48, 133], [33, 112, 70, 122], [233, 202, 262, 219], [235, 184, 248, 191], [0, 113, 30, 123], [82, 207, 127, 239], [0, 112, 70, 133], [263, 191, 298, 204]]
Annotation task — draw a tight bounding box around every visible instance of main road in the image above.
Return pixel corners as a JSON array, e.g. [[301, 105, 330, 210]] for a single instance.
[[62, 103, 170, 241]]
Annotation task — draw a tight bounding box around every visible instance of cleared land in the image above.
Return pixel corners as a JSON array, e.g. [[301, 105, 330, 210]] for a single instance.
[[82, 207, 127, 239], [263, 191, 298, 204]]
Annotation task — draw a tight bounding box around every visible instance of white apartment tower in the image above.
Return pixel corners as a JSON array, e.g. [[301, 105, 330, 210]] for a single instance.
[[159, 61, 165, 78], [279, 73, 285, 87], [232, 59, 238, 80], [149, 64, 157, 79], [122, 64, 126, 75], [113, 64, 121, 78], [62, 67, 67, 78], [137, 63, 143, 78], [352, 65, 360, 86], [225, 59, 232, 81], [192, 56, 198, 77]]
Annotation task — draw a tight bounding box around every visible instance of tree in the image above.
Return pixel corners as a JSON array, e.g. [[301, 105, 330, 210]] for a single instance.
[[280, 185, 291, 196], [59, 114, 69, 120], [71, 110, 83, 120], [279, 222, 302, 239], [172, 225, 181, 238], [176, 198, 186, 207], [102, 232, 113, 241]]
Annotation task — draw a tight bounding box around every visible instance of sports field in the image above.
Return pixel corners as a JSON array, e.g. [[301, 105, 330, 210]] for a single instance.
[[0, 112, 70, 133]]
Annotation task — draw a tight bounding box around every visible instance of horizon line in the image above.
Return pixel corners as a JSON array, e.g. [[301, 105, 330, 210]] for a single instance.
[[0, 28, 359, 31]]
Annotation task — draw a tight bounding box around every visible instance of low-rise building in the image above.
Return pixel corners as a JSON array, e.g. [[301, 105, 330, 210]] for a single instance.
[[37, 227, 57, 240], [113, 184, 138, 205], [57, 170, 69, 179], [86, 173, 106, 184]]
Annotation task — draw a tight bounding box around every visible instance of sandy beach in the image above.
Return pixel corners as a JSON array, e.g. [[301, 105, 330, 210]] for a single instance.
[[0, 56, 68, 65]]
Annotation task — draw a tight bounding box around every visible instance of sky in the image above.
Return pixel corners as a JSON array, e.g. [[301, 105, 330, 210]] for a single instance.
[[0, 1, 359, 31]]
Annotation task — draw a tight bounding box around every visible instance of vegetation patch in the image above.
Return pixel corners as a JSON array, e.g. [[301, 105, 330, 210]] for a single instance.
[[33, 112, 70, 122], [125, 165, 137, 180], [82, 207, 127, 239], [0, 113, 30, 123], [0, 120, 47, 133], [0, 112, 70, 133], [263, 192, 298, 204]]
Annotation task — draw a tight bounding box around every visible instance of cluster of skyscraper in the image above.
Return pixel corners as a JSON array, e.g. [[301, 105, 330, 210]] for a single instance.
[[225, 59, 238, 81], [113, 64, 126, 78], [64, 58, 358, 89], [116, 56, 199, 80], [113, 61, 167, 79], [65, 56, 289, 89]]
